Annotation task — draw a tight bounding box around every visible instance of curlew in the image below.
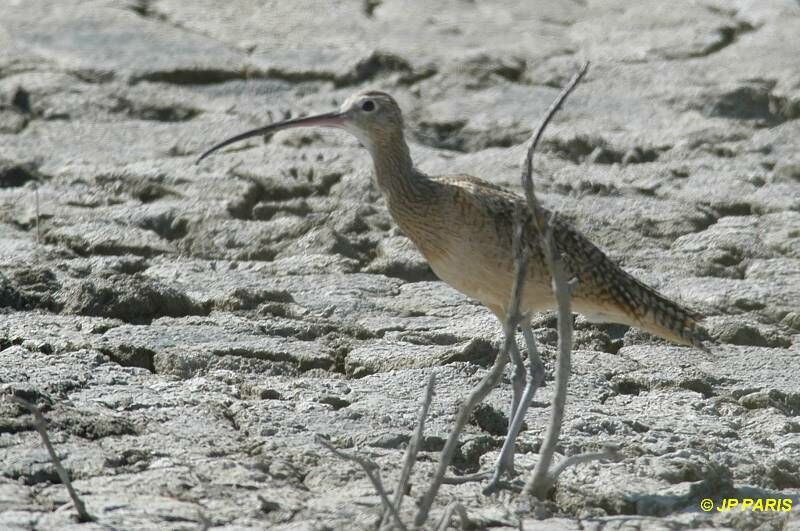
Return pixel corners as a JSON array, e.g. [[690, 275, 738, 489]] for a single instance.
[[197, 90, 708, 349]]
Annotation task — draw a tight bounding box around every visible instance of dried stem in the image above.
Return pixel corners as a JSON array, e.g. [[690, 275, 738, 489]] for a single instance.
[[316, 435, 406, 531], [34, 184, 40, 245], [381, 375, 436, 527], [441, 471, 492, 485], [501, 213, 531, 476], [10, 396, 94, 522], [519, 61, 589, 499], [525, 248, 574, 498], [435, 502, 470, 531], [414, 62, 591, 524], [414, 348, 509, 527], [521, 62, 590, 221], [485, 62, 590, 494], [545, 445, 621, 492], [505, 329, 526, 472]]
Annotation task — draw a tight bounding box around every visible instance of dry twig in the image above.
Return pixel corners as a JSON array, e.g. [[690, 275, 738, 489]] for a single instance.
[[521, 62, 590, 221], [380, 375, 436, 528], [34, 184, 40, 244], [524, 250, 574, 498], [546, 445, 621, 490], [316, 435, 407, 531], [486, 62, 590, 493], [502, 213, 531, 474], [441, 470, 492, 485], [517, 62, 600, 499], [414, 347, 509, 527], [10, 396, 94, 522], [485, 326, 545, 493], [435, 502, 470, 531]]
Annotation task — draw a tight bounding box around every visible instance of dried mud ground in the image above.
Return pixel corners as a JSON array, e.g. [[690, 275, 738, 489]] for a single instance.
[[1, 1, 800, 530]]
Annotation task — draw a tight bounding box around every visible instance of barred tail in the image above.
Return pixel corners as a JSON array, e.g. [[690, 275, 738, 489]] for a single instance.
[[554, 217, 710, 350], [611, 269, 710, 349]]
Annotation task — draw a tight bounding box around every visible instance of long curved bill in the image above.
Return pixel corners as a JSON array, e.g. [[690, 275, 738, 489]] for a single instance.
[[196, 111, 346, 164]]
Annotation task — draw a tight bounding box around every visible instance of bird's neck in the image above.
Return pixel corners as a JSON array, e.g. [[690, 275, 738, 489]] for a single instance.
[[366, 130, 445, 256], [367, 131, 432, 205]]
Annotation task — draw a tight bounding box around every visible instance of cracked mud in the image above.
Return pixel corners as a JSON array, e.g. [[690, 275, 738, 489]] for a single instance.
[[1, 1, 799, 529]]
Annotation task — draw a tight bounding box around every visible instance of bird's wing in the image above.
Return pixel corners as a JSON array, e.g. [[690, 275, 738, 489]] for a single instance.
[[432, 174, 531, 225], [431, 173, 709, 348], [434, 174, 520, 199]]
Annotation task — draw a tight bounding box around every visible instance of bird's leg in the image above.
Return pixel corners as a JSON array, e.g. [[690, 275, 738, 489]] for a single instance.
[[507, 336, 526, 438], [521, 321, 546, 392], [506, 336, 525, 474], [485, 317, 546, 492], [487, 305, 526, 475]]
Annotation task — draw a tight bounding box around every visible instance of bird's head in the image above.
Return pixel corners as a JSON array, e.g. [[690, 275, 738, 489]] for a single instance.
[[197, 90, 405, 163]]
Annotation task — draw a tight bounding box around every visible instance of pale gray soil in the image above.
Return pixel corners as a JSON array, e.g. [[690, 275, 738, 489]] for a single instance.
[[1, 1, 799, 529]]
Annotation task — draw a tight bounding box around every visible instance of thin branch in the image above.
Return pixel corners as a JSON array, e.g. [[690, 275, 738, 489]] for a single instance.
[[381, 375, 436, 527], [505, 331, 526, 473], [34, 184, 40, 245], [520, 324, 545, 385], [414, 347, 509, 527], [316, 435, 407, 531], [522, 62, 590, 219], [435, 502, 470, 531], [530, 447, 621, 498], [10, 396, 94, 522], [505, 213, 530, 328], [525, 256, 573, 498], [441, 471, 492, 485], [485, 62, 589, 495], [489, 211, 533, 483], [507, 60, 589, 499], [547, 446, 621, 487], [395, 374, 435, 505]]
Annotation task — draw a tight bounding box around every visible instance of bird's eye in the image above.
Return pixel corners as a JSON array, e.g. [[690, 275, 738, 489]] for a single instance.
[[361, 100, 376, 112]]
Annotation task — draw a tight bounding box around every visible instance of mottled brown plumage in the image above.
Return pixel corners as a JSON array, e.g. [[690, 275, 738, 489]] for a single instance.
[[199, 90, 709, 348]]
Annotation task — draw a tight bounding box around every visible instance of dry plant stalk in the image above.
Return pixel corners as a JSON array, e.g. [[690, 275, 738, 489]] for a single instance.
[[34, 184, 40, 244], [435, 502, 470, 530], [524, 246, 574, 498], [484, 62, 589, 494], [317, 376, 437, 531], [10, 396, 94, 522], [485, 322, 545, 492], [380, 375, 436, 528], [413, 338, 509, 526], [316, 435, 407, 531], [515, 62, 624, 499]]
